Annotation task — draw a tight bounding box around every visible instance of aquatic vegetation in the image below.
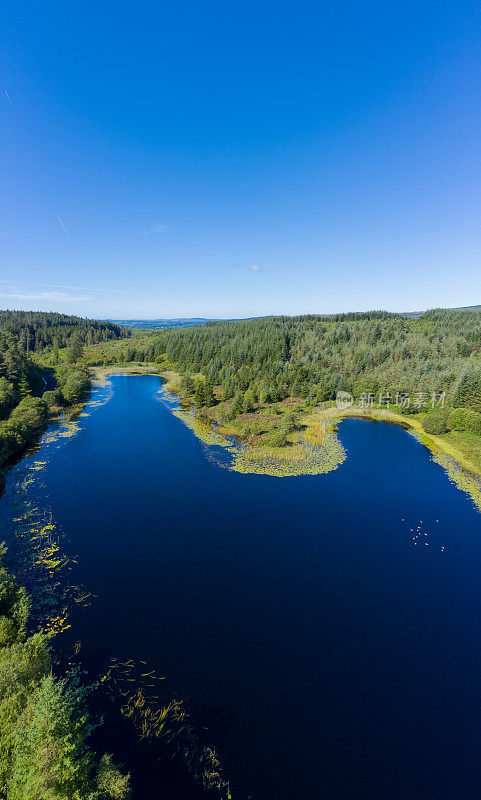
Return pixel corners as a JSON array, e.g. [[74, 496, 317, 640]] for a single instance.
[[408, 430, 481, 512], [0, 431, 93, 639], [99, 655, 232, 798], [167, 397, 346, 478], [2, 400, 233, 799], [0, 547, 130, 798]]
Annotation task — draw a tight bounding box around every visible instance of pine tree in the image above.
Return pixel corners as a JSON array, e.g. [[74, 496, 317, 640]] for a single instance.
[[67, 335, 84, 364], [194, 380, 205, 407], [18, 371, 31, 399], [204, 382, 216, 407], [231, 391, 244, 416]]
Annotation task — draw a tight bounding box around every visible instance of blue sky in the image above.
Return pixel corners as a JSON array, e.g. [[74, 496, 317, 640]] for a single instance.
[[1, 1, 481, 319]]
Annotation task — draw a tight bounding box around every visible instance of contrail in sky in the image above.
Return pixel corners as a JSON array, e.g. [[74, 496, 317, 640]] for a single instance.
[[4, 89, 12, 105], [57, 216, 68, 234], [0, 280, 133, 295]]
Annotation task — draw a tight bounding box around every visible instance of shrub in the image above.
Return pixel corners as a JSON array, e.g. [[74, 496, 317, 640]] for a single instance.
[[0, 425, 23, 464], [8, 398, 49, 442], [42, 389, 64, 408], [0, 379, 17, 420], [0, 552, 30, 647], [448, 407, 481, 436], [61, 371, 90, 404], [422, 410, 450, 435], [266, 429, 288, 447]]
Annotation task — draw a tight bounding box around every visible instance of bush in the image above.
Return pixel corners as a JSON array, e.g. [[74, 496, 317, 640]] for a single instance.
[[42, 389, 64, 408], [0, 552, 30, 647], [266, 429, 288, 447], [448, 407, 481, 436], [0, 425, 23, 464], [281, 411, 300, 434], [61, 371, 90, 404], [0, 398, 49, 467], [0, 378, 17, 421], [8, 398, 49, 442], [422, 410, 450, 435]]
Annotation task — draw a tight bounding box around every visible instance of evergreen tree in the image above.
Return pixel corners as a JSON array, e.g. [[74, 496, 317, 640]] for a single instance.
[[204, 382, 216, 407], [194, 380, 205, 407], [231, 392, 244, 416], [18, 372, 31, 399]]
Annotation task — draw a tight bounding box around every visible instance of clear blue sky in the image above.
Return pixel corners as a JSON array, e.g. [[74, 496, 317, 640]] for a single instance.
[[1, 1, 481, 319]]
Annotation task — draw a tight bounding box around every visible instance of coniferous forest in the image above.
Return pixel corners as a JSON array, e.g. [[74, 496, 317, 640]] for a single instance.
[[1, 306, 481, 799]]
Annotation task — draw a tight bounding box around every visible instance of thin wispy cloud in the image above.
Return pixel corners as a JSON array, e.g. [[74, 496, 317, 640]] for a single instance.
[[141, 223, 171, 235], [0, 280, 132, 294], [57, 216, 68, 234], [0, 291, 89, 302], [4, 89, 12, 106], [236, 263, 270, 274]]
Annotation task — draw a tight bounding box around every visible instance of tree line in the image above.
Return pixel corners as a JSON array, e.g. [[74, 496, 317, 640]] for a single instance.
[[0, 311, 124, 482], [95, 308, 481, 412]]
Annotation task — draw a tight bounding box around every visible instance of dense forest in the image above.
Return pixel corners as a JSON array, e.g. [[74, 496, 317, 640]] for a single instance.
[[0, 311, 131, 799], [89, 308, 481, 408], [0, 311, 129, 354], [0, 311, 126, 479]]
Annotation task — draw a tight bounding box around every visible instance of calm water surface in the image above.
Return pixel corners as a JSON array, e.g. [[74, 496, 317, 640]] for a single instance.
[[5, 375, 481, 799]]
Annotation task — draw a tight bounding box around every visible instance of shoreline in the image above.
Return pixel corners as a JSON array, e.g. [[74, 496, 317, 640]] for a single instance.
[[316, 405, 481, 478], [88, 370, 481, 504]]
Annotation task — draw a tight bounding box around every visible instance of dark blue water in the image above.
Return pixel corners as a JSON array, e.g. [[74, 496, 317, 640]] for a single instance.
[[8, 375, 481, 799]]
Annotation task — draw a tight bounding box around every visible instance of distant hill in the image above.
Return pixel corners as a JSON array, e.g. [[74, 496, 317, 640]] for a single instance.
[[110, 317, 256, 329], [110, 318, 215, 329], [112, 307, 481, 328], [404, 304, 481, 318]]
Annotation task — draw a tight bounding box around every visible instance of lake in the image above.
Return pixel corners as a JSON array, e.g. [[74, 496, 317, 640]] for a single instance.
[[3, 374, 481, 800]]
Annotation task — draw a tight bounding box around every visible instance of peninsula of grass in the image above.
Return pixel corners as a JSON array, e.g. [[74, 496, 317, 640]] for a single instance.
[[82, 325, 481, 491], [158, 378, 481, 500]]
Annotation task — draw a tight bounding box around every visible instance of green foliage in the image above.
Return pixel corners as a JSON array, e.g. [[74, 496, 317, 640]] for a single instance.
[[0, 546, 130, 800], [95, 754, 131, 799], [0, 378, 17, 420], [8, 398, 49, 441], [265, 428, 288, 447], [100, 309, 481, 410], [17, 372, 31, 400], [67, 334, 85, 364], [281, 410, 300, 434], [231, 392, 244, 416], [179, 374, 195, 398], [448, 407, 481, 436], [42, 389, 64, 408], [0, 397, 50, 467], [422, 410, 450, 435], [452, 366, 481, 412], [0, 547, 30, 647], [0, 311, 126, 356], [194, 380, 205, 407], [60, 371, 90, 405], [243, 389, 256, 412], [0, 312, 113, 475], [204, 382, 216, 407]]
